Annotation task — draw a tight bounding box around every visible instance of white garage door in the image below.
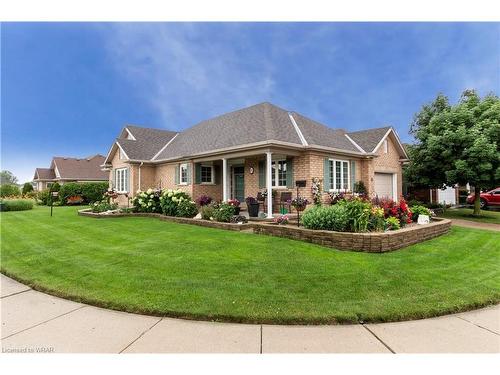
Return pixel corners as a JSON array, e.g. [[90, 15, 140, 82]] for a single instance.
[[374, 173, 393, 199], [437, 187, 456, 205]]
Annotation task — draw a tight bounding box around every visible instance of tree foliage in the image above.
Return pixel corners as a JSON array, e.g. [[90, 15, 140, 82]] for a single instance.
[[22, 182, 34, 195], [405, 90, 500, 214], [0, 170, 18, 185]]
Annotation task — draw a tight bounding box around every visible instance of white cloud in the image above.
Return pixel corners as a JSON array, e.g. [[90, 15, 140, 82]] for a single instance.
[[103, 23, 276, 129]]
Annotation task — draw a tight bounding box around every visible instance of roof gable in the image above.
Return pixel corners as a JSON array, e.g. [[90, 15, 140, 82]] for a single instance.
[[346, 127, 392, 153]]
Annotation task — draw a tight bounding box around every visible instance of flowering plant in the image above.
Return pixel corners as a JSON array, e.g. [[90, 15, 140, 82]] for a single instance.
[[104, 188, 118, 201], [311, 177, 322, 205], [131, 188, 162, 213], [91, 199, 118, 213], [375, 197, 412, 227], [160, 189, 192, 216], [196, 195, 212, 206], [289, 196, 309, 211], [273, 214, 289, 225], [227, 198, 240, 207], [328, 191, 352, 204]]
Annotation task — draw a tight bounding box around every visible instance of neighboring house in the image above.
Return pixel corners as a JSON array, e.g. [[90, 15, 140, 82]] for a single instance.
[[33, 154, 108, 191], [102, 102, 408, 215]]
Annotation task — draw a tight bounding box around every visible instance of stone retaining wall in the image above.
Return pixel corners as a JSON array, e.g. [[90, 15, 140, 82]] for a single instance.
[[78, 209, 451, 252], [78, 210, 254, 231], [252, 218, 451, 252]]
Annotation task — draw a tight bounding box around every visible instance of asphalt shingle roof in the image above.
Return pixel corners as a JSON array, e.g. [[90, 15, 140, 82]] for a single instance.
[[52, 155, 108, 180], [111, 103, 395, 162], [291, 112, 359, 152], [34, 168, 56, 180], [154, 102, 302, 160], [347, 126, 391, 153]]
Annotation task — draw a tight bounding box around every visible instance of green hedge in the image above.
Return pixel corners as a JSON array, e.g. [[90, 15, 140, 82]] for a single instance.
[[0, 199, 34, 211], [0, 184, 21, 197], [57, 182, 109, 205]]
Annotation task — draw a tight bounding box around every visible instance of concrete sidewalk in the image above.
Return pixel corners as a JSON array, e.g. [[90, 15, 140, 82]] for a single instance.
[[449, 218, 500, 231], [1, 275, 499, 353]]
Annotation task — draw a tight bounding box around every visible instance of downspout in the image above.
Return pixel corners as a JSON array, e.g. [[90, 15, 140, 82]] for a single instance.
[[138, 162, 144, 191]]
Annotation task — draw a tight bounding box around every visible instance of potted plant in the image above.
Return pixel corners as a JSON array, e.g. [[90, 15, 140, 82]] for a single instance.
[[245, 196, 260, 217], [289, 196, 309, 211], [227, 198, 241, 215]]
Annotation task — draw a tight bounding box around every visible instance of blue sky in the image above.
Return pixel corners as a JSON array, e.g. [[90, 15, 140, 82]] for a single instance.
[[1, 22, 499, 183]]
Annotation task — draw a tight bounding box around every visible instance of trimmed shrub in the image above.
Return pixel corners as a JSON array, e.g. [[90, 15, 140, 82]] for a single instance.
[[80, 182, 108, 203], [176, 200, 198, 218], [410, 205, 432, 222], [51, 182, 61, 192], [58, 182, 108, 205], [22, 183, 34, 195], [131, 189, 162, 213], [301, 205, 350, 232], [0, 184, 21, 197], [212, 202, 235, 222], [159, 189, 192, 216], [0, 199, 34, 211]]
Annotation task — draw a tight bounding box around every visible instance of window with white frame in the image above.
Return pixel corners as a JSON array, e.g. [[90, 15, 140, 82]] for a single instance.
[[200, 165, 214, 184], [179, 163, 188, 184], [115, 168, 128, 192], [271, 159, 287, 187], [329, 159, 349, 191], [383, 139, 388, 153]]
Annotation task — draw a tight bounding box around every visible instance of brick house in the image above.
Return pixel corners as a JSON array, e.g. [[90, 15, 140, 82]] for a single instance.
[[102, 102, 408, 215], [33, 155, 108, 191]]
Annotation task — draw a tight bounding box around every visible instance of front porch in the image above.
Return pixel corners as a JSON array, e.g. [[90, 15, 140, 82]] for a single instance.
[[192, 148, 305, 218]]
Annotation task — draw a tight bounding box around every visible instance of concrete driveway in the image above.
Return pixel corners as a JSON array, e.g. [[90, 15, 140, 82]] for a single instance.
[[1, 275, 499, 353]]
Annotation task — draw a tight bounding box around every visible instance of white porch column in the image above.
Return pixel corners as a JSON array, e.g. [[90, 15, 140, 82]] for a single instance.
[[266, 151, 273, 218], [222, 158, 228, 201]]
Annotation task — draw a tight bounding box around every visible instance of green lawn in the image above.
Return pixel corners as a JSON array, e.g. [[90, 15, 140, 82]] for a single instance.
[[439, 208, 500, 224], [1, 206, 499, 324]]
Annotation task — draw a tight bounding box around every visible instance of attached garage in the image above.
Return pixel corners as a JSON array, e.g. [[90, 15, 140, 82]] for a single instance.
[[374, 172, 395, 200]]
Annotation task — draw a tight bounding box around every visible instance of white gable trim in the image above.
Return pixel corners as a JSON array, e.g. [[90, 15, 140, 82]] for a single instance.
[[344, 134, 366, 153], [125, 127, 137, 140], [372, 128, 408, 159], [116, 142, 130, 160], [103, 142, 130, 165], [288, 113, 308, 146], [151, 133, 179, 161]]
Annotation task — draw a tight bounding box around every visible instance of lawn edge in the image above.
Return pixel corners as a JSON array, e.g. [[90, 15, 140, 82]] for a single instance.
[[2, 269, 499, 326]]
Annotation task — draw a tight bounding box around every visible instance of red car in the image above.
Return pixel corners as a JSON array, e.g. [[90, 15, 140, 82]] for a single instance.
[[466, 187, 500, 208]]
